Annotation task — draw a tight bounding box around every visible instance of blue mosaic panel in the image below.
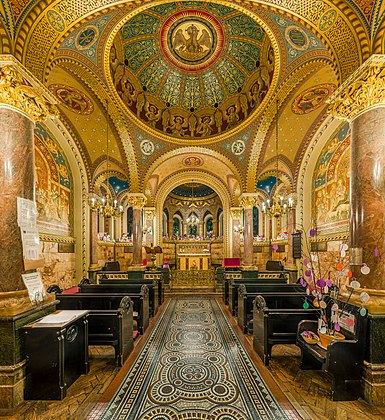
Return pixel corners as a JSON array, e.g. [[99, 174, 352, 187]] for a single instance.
[[149, 2, 178, 16], [202, 71, 225, 106], [257, 176, 277, 196], [121, 14, 160, 39], [107, 176, 129, 196], [135, 130, 165, 164], [208, 3, 235, 16], [225, 15, 264, 42], [59, 15, 110, 65], [217, 60, 245, 95], [139, 58, 168, 93], [181, 1, 204, 7], [268, 12, 327, 64], [228, 40, 260, 73], [222, 131, 250, 163], [124, 39, 157, 72], [182, 76, 203, 110], [159, 70, 183, 106]]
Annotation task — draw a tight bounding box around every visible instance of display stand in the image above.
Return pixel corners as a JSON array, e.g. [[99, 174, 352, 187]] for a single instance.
[[23, 310, 89, 400]]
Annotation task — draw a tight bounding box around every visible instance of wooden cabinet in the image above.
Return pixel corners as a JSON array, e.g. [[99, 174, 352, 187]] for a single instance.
[[23, 310, 89, 400]]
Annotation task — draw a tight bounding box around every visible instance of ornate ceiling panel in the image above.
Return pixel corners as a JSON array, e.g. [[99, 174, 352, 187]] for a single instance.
[[110, 2, 276, 143]]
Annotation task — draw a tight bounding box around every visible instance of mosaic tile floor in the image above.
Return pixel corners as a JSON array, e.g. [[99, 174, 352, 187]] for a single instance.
[[100, 297, 289, 419]]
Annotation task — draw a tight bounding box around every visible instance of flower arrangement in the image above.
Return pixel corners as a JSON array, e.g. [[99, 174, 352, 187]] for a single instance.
[[297, 227, 370, 342]]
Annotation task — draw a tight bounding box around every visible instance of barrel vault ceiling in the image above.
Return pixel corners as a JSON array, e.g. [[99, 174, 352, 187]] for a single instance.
[[0, 0, 382, 204]]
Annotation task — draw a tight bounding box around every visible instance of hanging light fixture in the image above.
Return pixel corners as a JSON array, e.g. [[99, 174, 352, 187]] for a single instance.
[[89, 101, 124, 218], [261, 100, 295, 218], [186, 182, 199, 225]]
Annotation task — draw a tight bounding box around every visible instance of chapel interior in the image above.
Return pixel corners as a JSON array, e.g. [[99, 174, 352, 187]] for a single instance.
[[2, 0, 385, 419]]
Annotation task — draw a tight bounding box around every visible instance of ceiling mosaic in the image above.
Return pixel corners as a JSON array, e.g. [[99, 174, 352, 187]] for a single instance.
[[110, 2, 275, 142], [0, 0, 380, 198]]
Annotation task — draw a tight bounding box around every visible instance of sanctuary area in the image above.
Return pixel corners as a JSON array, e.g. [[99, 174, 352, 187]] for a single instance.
[[2, 1, 385, 419]]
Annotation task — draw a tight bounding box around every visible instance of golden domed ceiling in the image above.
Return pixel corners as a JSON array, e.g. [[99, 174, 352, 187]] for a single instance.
[[110, 2, 275, 142], [0, 0, 379, 199]]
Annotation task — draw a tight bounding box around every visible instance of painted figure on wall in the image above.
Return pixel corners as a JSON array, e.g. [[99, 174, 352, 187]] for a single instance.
[[34, 123, 72, 236], [313, 122, 350, 234]]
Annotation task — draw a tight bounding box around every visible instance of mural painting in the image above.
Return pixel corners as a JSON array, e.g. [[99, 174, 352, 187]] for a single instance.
[[110, 3, 275, 140], [313, 122, 350, 234], [34, 123, 72, 236]]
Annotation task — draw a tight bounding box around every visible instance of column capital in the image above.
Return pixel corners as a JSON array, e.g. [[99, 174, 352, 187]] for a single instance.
[[328, 54, 385, 121], [230, 207, 243, 220], [0, 55, 59, 121], [144, 207, 156, 220], [126, 193, 147, 209], [239, 193, 258, 209]]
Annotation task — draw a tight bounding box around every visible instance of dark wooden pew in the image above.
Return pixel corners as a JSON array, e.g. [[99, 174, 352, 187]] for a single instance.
[[238, 283, 303, 332], [87, 296, 133, 366], [229, 276, 288, 316], [253, 294, 318, 366], [296, 301, 367, 401], [79, 283, 158, 316], [56, 289, 149, 334], [97, 270, 163, 308]]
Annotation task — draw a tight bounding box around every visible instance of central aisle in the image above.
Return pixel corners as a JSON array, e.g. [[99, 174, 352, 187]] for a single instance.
[[100, 298, 289, 419]]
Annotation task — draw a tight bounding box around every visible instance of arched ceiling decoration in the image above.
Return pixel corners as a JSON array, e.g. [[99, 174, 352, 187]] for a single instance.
[[109, 2, 277, 143], [0, 0, 374, 196]]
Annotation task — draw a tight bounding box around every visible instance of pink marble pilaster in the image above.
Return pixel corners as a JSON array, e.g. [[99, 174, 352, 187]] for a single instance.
[[350, 108, 385, 289], [0, 109, 35, 292], [243, 207, 253, 266], [286, 208, 297, 268], [132, 208, 143, 265], [89, 210, 99, 272]]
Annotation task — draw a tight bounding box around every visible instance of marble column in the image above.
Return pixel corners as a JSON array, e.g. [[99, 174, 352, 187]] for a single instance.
[[127, 193, 147, 266], [329, 54, 385, 405], [0, 57, 59, 410], [168, 219, 173, 237], [213, 220, 218, 237], [144, 207, 155, 247], [198, 221, 204, 238], [88, 209, 99, 280], [231, 207, 242, 259], [0, 60, 58, 297], [239, 193, 258, 268], [0, 109, 35, 292], [286, 206, 297, 269]]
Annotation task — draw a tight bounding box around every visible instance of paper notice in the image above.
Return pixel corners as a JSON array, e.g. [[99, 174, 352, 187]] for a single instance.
[[17, 197, 37, 229], [21, 272, 45, 303]]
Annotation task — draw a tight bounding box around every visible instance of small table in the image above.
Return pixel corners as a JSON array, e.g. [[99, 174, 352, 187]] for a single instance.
[[23, 310, 89, 400]]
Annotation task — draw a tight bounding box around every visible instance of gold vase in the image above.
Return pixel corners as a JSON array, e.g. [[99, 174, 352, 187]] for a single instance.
[[317, 329, 345, 348]]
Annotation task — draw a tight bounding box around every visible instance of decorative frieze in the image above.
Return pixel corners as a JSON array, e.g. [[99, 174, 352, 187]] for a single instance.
[[0, 56, 58, 122], [328, 54, 385, 121], [126, 193, 147, 209]]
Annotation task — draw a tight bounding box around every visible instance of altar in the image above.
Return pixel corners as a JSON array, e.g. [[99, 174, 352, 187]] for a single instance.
[[175, 241, 211, 271], [177, 254, 210, 270]]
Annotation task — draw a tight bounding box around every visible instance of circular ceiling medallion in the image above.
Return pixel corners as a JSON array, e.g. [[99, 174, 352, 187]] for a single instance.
[[183, 156, 203, 167], [49, 84, 93, 114], [292, 83, 336, 115], [75, 25, 99, 50], [160, 10, 224, 72]]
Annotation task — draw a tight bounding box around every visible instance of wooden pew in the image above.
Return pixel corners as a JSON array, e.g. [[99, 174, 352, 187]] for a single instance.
[[79, 283, 158, 317], [296, 301, 367, 401], [238, 283, 303, 332], [56, 288, 149, 334], [88, 296, 133, 366], [229, 275, 288, 316], [97, 271, 163, 309], [253, 293, 318, 366]]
